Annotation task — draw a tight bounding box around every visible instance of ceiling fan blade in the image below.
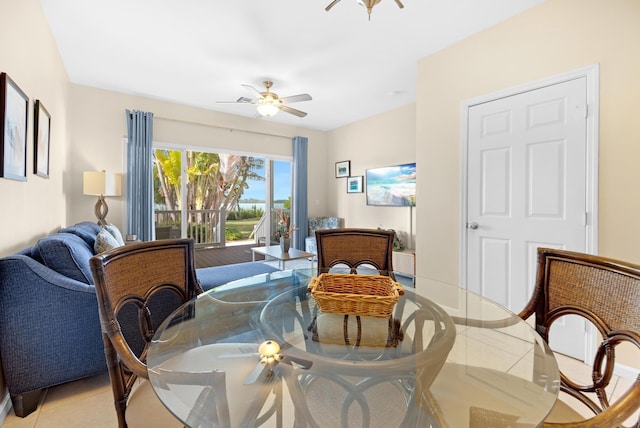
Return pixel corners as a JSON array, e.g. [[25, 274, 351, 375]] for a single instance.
[[394, 0, 404, 8], [241, 84, 264, 99], [279, 93, 312, 104], [325, 0, 341, 11], [216, 96, 255, 104], [280, 105, 307, 118]]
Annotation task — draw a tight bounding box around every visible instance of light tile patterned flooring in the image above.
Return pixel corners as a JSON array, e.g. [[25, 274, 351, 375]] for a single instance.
[[2, 264, 637, 427], [2, 354, 636, 427]]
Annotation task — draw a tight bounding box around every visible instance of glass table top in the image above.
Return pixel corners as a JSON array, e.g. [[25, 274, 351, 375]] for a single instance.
[[147, 269, 559, 427]]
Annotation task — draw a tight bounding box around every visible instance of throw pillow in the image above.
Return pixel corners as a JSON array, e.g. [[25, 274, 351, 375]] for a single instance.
[[37, 233, 94, 284], [94, 229, 121, 254], [104, 224, 126, 246], [59, 222, 102, 249]]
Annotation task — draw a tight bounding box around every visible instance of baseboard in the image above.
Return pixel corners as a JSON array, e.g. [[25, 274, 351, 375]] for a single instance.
[[0, 389, 11, 426], [615, 362, 640, 381]]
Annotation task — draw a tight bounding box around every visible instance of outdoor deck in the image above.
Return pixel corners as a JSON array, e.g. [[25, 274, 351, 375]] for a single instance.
[[194, 243, 265, 268]]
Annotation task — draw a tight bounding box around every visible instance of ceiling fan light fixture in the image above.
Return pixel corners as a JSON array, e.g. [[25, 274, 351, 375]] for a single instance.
[[359, 0, 381, 17], [257, 102, 279, 117], [326, 0, 403, 20], [218, 80, 310, 118]]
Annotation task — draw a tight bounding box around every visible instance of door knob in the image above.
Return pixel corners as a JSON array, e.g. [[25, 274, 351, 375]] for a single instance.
[[466, 222, 479, 230]]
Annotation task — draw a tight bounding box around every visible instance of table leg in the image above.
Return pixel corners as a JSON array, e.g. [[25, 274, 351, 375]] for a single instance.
[[252, 251, 256, 262]]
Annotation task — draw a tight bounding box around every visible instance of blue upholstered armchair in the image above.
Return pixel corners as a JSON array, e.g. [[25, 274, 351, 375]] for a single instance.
[[304, 217, 342, 255]]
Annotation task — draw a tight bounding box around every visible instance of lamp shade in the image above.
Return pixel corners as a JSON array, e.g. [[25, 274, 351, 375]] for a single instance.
[[83, 171, 122, 196]]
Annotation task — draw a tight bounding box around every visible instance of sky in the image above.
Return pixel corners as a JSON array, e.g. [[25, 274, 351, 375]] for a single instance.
[[241, 159, 291, 201]]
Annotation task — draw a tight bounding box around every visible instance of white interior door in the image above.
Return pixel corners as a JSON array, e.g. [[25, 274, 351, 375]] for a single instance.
[[463, 71, 598, 360]]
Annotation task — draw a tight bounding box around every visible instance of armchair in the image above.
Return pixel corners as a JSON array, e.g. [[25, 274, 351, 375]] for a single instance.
[[304, 216, 342, 255]]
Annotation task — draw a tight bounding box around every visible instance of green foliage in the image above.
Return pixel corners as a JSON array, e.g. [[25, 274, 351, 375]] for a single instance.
[[227, 205, 264, 220], [153, 150, 265, 217], [225, 226, 245, 241], [226, 219, 261, 241], [377, 226, 404, 251]]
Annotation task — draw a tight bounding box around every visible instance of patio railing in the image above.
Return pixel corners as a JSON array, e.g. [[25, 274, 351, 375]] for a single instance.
[[154, 209, 226, 247], [249, 209, 291, 246]]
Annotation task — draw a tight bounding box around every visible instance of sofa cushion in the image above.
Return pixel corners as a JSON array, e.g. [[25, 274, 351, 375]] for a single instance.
[[94, 229, 121, 254], [59, 222, 102, 249], [36, 233, 94, 284], [197, 262, 280, 291]]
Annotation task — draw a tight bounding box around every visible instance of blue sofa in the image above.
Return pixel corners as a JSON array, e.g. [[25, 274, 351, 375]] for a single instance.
[[0, 222, 279, 417]]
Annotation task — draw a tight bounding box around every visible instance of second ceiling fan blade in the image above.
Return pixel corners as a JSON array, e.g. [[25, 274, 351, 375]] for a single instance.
[[325, 0, 341, 11], [216, 96, 254, 104], [241, 84, 264, 99], [394, 0, 404, 8], [280, 105, 307, 118], [279, 93, 312, 104]]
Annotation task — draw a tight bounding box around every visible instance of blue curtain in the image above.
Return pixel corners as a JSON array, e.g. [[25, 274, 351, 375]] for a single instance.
[[125, 109, 154, 241], [292, 136, 309, 250]]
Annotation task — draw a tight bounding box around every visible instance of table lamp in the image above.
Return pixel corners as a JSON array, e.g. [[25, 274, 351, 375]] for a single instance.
[[83, 171, 122, 226]]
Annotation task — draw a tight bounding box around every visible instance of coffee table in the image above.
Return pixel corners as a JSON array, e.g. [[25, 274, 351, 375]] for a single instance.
[[250, 245, 314, 270]]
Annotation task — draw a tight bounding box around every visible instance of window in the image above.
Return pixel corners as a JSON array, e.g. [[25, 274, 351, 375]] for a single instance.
[[152, 147, 291, 246]]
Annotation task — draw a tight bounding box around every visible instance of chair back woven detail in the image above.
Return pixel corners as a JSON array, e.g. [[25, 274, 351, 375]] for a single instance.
[[90, 239, 203, 428], [315, 228, 395, 277], [521, 248, 640, 427]]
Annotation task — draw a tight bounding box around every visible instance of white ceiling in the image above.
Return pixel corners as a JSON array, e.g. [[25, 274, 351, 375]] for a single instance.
[[40, 0, 546, 131]]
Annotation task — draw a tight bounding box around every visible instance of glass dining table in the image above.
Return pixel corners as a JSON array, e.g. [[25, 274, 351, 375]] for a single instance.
[[147, 269, 559, 428]]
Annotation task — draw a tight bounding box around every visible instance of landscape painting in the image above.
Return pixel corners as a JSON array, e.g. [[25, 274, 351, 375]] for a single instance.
[[365, 162, 416, 207]]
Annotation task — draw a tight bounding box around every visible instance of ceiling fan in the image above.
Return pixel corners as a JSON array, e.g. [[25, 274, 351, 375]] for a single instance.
[[325, 0, 404, 19], [217, 81, 312, 118]]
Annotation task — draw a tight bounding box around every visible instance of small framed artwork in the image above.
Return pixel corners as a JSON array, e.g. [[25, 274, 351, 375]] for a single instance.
[[0, 73, 29, 181], [335, 160, 350, 178], [34, 100, 51, 178], [347, 175, 363, 193]]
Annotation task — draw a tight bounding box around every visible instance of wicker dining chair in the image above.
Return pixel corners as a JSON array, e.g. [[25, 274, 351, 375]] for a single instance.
[[315, 228, 396, 278], [519, 248, 640, 427], [90, 239, 204, 428]]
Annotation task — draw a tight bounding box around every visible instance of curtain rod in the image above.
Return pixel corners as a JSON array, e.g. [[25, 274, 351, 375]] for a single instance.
[[154, 116, 294, 140]]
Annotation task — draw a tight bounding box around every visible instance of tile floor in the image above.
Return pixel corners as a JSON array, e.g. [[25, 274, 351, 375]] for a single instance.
[[2, 346, 637, 428], [2, 350, 637, 427], [2, 372, 115, 428], [1, 265, 637, 427]]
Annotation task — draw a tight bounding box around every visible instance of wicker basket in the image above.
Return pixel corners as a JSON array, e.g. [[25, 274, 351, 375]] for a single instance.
[[307, 273, 405, 318]]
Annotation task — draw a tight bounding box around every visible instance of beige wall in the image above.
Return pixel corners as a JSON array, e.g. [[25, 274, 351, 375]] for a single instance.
[[0, 0, 328, 260], [0, 0, 70, 256], [67, 84, 328, 230], [416, 0, 640, 367], [417, 0, 640, 281], [0, 0, 70, 405], [326, 104, 417, 249], [0, 0, 328, 407]]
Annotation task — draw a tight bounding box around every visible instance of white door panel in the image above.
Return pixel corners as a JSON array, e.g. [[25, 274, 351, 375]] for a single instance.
[[466, 77, 589, 359]]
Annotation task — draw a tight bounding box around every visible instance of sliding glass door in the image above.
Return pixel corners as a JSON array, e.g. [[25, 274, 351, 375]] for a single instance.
[[152, 146, 291, 247]]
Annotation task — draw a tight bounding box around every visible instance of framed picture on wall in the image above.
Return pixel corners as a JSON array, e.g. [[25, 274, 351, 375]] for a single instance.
[[34, 100, 51, 178], [335, 160, 350, 178], [0, 73, 29, 181], [347, 176, 363, 193]]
